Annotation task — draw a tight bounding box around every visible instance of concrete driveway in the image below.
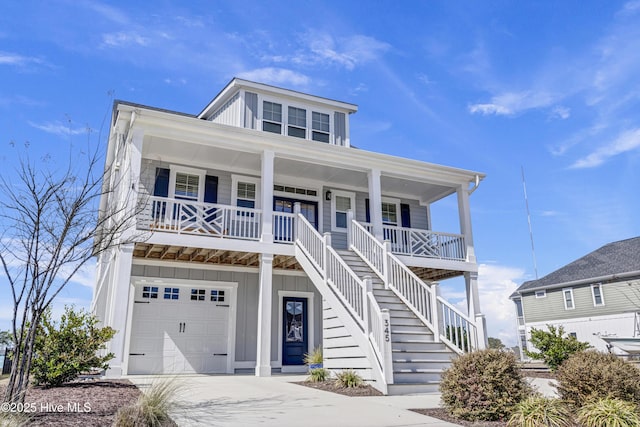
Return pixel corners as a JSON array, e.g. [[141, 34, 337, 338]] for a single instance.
[[128, 375, 459, 427]]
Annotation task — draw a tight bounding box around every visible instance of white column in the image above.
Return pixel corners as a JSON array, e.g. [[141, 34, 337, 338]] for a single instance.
[[456, 185, 476, 263], [367, 169, 384, 241], [105, 244, 134, 377], [465, 271, 481, 319], [120, 128, 144, 242], [261, 150, 275, 243], [255, 253, 274, 376]]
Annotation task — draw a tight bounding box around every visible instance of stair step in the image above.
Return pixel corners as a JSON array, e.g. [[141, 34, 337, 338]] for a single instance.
[[392, 341, 449, 352], [393, 371, 443, 383], [387, 382, 441, 395], [392, 348, 456, 360], [389, 317, 425, 327], [392, 360, 452, 370]]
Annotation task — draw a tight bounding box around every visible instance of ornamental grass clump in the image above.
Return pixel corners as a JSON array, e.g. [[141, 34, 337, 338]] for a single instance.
[[577, 398, 640, 427], [507, 395, 573, 427], [113, 379, 180, 427], [334, 369, 363, 388], [307, 368, 329, 383], [556, 350, 640, 408], [440, 349, 532, 421]]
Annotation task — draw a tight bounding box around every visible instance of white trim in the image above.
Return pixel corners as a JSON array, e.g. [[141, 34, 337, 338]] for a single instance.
[[169, 164, 206, 202], [563, 287, 575, 310], [231, 174, 261, 209], [128, 277, 238, 374], [277, 290, 315, 367], [591, 283, 605, 307], [131, 258, 308, 276], [331, 190, 356, 232], [121, 282, 136, 376], [535, 290, 546, 298]]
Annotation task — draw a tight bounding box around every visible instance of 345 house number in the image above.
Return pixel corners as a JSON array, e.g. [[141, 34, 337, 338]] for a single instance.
[[384, 319, 390, 342]]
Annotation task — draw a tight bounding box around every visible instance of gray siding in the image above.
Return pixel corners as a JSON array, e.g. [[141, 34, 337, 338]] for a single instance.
[[402, 198, 428, 230], [209, 92, 241, 126], [334, 112, 346, 146], [244, 91, 258, 129], [522, 280, 640, 323], [130, 264, 321, 363]]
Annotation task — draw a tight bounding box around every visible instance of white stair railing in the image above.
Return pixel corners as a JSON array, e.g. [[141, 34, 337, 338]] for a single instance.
[[348, 214, 480, 354], [294, 212, 393, 383]]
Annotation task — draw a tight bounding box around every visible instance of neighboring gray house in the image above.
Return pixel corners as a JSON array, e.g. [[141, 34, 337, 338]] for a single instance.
[[511, 237, 640, 358], [91, 78, 487, 395]]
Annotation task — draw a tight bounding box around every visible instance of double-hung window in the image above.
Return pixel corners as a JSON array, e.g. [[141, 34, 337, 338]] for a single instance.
[[263, 101, 282, 134], [312, 112, 330, 143], [591, 283, 604, 306], [288, 106, 306, 138], [381, 201, 399, 226], [331, 190, 355, 231], [236, 182, 257, 209], [563, 288, 575, 310], [174, 173, 199, 201]]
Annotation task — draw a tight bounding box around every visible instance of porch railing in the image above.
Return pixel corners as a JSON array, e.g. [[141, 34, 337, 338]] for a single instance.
[[349, 217, 478, 354], [273, 212, 296, 243], [138, 196, 262, 240], [294, 213, 393, 383]]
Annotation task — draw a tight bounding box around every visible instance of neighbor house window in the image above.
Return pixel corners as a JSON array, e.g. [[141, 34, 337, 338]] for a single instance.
[[563, 288, 575, 310], [591, 283, 604, 306], [331, 190, 355, 231], [312, 112, 330, 143], [287, 106, 306, 138], [514, 298, 524, 326], [263, 101, 282, 134], [535, 290, 546, 298]]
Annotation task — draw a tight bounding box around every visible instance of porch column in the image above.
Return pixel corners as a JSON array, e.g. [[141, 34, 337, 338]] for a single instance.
[[104, 244, 134, 377], [456, 184, 476, 263], [261, 150, 275, 243], [465, 271, 487, 348], [367, 169, 384, 241], [255, 253, 274, 376], [121, 128, 143, 242]]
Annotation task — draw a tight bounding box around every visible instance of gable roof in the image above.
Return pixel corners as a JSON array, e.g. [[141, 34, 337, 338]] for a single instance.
[[514, 236, 640, 294]]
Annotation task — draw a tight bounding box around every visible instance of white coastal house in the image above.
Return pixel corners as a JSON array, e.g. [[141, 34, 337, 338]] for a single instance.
[[91, 78, 487, 395], [511, 236, 640, 359]]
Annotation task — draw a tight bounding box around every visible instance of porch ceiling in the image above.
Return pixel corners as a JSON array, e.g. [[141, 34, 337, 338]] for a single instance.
[[410, 267, 462, 282], [133, 243, 303, 271]]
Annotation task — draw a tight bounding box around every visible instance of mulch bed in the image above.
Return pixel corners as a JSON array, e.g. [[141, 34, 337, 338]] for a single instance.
[[0, 379, 143, 426], [294, 381, 383, 396], [411, 408, 508, 426]]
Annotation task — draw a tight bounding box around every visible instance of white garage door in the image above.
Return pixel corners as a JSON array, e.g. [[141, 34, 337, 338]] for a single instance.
[[128, 284, 231, 375]]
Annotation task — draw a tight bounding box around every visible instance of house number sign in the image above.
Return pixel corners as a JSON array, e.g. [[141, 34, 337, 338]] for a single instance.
[[384, 319, 390, 342]]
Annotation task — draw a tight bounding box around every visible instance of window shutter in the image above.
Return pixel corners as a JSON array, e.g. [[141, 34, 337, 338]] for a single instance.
[[153, 168, 170, 197], [365, 198, 370, 223], [400, 203, 411, 228], [204, 175, 218, 203]]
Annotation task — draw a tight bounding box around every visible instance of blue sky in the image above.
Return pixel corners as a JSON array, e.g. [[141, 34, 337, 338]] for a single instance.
[[1, 1, 639, 345]]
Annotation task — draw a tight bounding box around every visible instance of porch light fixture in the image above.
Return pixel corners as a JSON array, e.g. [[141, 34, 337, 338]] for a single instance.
[[325, 190, 332, 201]]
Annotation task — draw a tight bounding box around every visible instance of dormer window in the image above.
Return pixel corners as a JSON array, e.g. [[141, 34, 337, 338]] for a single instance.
[[263, 101, 282, 134], [312, 112, 330, 143], [288, 107, 306, 138]]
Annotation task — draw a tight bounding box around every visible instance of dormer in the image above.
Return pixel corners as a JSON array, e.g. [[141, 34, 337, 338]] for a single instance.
[[197, 78, 358, 147]]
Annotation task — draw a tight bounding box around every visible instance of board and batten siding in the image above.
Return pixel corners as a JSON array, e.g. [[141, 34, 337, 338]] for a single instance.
[[209, 91, 241, 126], [244, 91, 258, 130], [522, 280, 640, 323], [334, 112, 346, 146], [130, 264, 321, 364]]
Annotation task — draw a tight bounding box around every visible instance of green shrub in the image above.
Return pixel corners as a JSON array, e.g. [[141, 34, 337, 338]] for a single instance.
[[307, 368, 329, 383], [577, 398, 640, 427], [334, 369, 363, 388], [525, 325, 590, 371], [440, 349, 532, 421], [113, 380, 180, 427], [507, 396, 572, 427], [303, 346, 323, 365], [31, 306, 116, 387], [556, 350, 640, 407]]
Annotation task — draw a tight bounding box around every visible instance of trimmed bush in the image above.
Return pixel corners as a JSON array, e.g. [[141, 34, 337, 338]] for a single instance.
[[113, 380, 180, 427], [507, 396, 572, 427], [525, 325, 590, 371], [577, 398, 640, 427], [307, 368, 329, 383], [556, 350, 640, 407], [440, 349, 532, 421], [334, 369, 363, 388]]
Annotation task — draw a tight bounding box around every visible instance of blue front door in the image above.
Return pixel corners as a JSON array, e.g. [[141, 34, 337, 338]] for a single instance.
[[282, 297, 308, 365]]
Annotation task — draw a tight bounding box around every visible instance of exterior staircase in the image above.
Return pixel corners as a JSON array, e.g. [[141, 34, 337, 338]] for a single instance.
[[337, 250, 456, 394]]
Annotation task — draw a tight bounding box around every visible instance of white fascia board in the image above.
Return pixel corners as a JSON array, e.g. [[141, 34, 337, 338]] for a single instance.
[[119, 104, 484, 188], [515, 270, 640, 295], [144, 232, 296, 256]]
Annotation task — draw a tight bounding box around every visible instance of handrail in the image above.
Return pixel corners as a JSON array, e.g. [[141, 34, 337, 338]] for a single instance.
[[273, 212, 296, 243], [382, 225, 466, 261], [350, 219, 386, 278], [437, 296, 478, 354], [326, 246, 365, 327], [294, 212, 324, 273]]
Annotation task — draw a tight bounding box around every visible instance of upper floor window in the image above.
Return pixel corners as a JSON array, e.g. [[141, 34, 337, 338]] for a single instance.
[[312, 112, 330, 143], [381, 199, 399, 226], [174, 172, 199, 201], [563, 288, 575, 310], [591, 283, 604, 306], [535, 290, 546, 298], [331, 190, 355, 231], [237, 182, 257, 208], [288, 106, 306, 138], [263, 101, 282, 134]]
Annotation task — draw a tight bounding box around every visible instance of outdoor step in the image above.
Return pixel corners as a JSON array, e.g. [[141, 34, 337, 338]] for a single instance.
[[377, 301, 409, 310], [386, 308, 418, 318], [392, 360, 452, 370], [391, 331, 434, 342], [393, 370, 443, 383], [392, 341, 448, 352], [392, 348, 456, 361], [375, 295, 402, 303], [389, 317, 425, 327], [387, 382, 441, 395]]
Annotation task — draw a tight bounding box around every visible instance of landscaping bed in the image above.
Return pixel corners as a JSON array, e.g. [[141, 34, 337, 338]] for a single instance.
[[0, 379, 142, 426], [295, 380, 383, 396]]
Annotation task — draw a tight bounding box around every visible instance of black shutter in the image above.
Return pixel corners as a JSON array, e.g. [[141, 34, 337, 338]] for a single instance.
[[365, 198, 370, 223], [153, 168, 170, 197], [204, 175, 218, 203], [400, 203, 411, 228]]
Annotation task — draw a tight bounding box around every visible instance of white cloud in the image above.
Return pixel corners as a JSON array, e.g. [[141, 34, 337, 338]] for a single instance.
[[570, 128, 640, 168], [0, 51, 44, 67], [237, 68, 310, 87], [102, 31, 149, 47], [468, 91, 556, 116], [296, 32, 390, 70], [28, 121, 89, 136], [550, 106, 570, 120]]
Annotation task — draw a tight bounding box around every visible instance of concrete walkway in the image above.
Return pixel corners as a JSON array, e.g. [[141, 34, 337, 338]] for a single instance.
[[128, 375, 459, 427]]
